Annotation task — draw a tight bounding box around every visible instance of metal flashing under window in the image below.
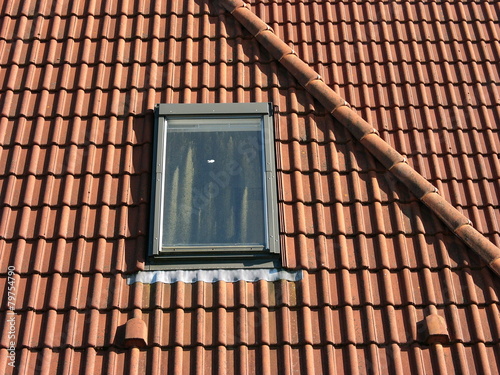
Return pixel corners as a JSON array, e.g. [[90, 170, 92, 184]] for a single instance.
[[149, 103, 281, 269], [128, 269, 302, 284]]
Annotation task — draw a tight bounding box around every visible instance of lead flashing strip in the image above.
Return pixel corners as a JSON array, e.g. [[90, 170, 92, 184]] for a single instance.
[[127, 269, 303, 284], [218, 0, 500, 276]]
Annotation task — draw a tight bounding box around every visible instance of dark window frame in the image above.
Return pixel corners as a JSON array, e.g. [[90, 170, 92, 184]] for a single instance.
[[148, 103, 280, 269]]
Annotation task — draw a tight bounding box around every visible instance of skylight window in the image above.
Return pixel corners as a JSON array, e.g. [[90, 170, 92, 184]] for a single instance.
[[149, 103, 280, 269]]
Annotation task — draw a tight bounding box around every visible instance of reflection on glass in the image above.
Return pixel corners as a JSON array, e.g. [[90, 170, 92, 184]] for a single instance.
[[162, 117, 266, 248]]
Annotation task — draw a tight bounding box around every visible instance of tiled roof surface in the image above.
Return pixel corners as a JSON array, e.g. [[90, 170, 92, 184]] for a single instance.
[[221, 0, 500, 275], [1, 0, 500, 374]]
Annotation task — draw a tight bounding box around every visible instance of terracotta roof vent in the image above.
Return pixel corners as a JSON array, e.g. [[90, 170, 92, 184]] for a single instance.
[[124, 318, 148, 348], [422, 314, 450, 345]]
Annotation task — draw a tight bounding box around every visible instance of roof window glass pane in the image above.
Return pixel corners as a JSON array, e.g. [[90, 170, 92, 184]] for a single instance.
[[162, 117, 266, 248]]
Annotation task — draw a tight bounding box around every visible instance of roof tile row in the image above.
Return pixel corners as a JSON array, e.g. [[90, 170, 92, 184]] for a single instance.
[[0, 117, 152, 147], [253, 1, 500, 25], [281, 201, 447, 237], [3, 29, 500, 67], [2, 303, 500, 349], [9, 343, 500, 375], [3, 0, 499, 19], [276, 140, 500, 181], [2, 268, 500, 312], [290, 230, 473, 271], [0, 204, 148, 241], [0, 144, 151, 176], [0, 174, 149, 207]]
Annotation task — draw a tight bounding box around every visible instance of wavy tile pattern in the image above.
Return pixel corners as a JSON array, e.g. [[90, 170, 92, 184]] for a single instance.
[[0, 0, 499, 374]]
